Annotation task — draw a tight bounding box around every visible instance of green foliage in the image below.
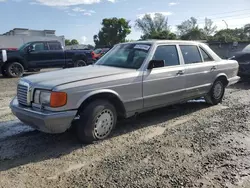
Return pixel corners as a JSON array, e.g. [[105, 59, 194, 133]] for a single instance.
[[93, 17, 131, 46], [209, 28, 249, 42], [65, 39, 71, 46], [177, 17, 217, 40], [70, 39, 79, 45], [135, 13, 176, 40], [244, 24, 250, 36], [65, 39, 79, 46]]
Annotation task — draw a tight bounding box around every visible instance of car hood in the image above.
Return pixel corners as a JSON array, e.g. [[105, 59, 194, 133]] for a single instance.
[[21, 65, 135, 89]]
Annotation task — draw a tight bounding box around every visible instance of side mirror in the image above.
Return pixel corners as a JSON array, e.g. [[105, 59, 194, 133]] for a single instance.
[[27, 45, 34, 53], [147, 60, 165, 69]]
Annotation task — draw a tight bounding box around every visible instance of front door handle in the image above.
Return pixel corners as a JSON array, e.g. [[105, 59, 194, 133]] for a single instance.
[[211, 66, 217, 71], [177, 70, 185, 75]]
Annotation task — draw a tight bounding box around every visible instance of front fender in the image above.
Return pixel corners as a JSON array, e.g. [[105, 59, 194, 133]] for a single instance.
[[76, 89, 123, 108]]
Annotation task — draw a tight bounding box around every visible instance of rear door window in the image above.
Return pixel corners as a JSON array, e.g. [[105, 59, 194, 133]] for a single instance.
[[153, 45, 180, 66], [48, 42, 62, 50], [180, 45, 202, 64]]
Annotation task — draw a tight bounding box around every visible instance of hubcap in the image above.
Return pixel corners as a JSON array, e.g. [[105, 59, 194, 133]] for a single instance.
[[213, 82, 223, 99], [94, 109, 114, 139], [10, 64, 22, 76]]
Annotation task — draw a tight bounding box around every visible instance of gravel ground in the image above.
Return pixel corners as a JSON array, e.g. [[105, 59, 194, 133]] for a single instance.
[[0, 74, 250, 188]]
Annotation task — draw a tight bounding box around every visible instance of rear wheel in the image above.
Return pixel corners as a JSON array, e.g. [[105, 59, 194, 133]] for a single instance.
[[76, 100, 117, 144], [74, 60, 87, 67], [205, 79, 225, 105], [6, 62, 24, 78]]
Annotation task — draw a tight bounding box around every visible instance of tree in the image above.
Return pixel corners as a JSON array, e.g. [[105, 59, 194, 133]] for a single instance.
[[71, 39, 79, 45], [244, 24, 250, 37], [177, 17, 198, 36], [203, 18, 217, 37], [93, 17, 131, 46], [65, 39, 71, 46], [135, 13, 176, 40], [209, 28, 249, 42]]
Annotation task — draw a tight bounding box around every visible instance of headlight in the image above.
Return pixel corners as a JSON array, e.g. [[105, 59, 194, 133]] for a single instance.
[[33, 90, 67, 107], [34, 90, 51, 105]]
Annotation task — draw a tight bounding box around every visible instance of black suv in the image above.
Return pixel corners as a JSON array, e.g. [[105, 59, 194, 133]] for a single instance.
[[0, 41, 93, 78]]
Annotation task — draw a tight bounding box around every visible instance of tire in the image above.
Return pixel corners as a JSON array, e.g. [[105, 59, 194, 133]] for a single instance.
[[205, 79, 225, 105], [76, 100, 117, 144], [6, 62, 24, 78], [74, 60, 87, 67]]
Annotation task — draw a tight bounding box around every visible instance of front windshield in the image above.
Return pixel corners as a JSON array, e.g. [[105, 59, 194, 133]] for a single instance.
[[18, 42, 32, 51], [96, 43, 151, 69], [242, 44, 250, 52]]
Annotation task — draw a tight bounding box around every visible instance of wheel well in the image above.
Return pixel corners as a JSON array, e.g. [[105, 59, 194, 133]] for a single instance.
[[5, 59, 26, 69], [216, 76, 229, 86], [77, 93, 126, 118], [73, 54, 87, 63]]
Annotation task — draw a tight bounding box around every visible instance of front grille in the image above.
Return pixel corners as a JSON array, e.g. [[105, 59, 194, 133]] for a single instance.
[[17, 84, 28, 106]]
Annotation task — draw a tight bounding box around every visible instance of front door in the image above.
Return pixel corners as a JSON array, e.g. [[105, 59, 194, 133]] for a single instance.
[[143, 45, 186, 109], [27, 42, 51, 68]]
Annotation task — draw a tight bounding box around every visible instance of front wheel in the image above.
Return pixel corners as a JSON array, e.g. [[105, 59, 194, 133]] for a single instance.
[[76, 100, 117, 144], [205, 79, 225, 105], [6, 62, 24, 78]]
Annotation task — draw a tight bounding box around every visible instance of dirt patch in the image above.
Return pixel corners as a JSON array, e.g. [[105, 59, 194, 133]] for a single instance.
[[0, 79, 250, 188]]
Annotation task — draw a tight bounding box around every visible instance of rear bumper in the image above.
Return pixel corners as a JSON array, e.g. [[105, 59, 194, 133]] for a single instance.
[[10, 97, 77, 134], [228, 76, 240, 86]]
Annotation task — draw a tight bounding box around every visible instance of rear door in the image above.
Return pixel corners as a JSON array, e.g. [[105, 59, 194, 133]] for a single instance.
[[46, 42, 65, 67], [143, 45, 186, 108], [179, 45, 217, 98]]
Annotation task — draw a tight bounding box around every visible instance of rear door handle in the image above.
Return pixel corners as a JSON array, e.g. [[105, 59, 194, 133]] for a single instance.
[[211, 66, 216, 71], [177, 70, 185, 75]]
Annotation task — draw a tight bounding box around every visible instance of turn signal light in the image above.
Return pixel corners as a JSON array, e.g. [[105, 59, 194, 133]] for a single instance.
[[50, 92, 67, 107]]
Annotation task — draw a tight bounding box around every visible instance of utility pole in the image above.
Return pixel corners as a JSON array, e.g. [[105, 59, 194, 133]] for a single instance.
[[222, 20, 228, 29]]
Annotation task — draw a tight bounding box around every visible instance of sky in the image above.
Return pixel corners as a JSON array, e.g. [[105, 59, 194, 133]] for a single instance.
[[0, 0, 250, 45]]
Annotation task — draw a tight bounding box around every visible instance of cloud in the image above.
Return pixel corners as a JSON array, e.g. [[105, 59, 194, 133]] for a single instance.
[[169, 2, 178, 6], [80, 36, 87, 43], [67, 13, 77, 16], [35, 0, 114, 6], [137, 12, 173, 19], [72, 7, 85, 12], [0, 0, 7, 2], [83, 12, 92, 16]]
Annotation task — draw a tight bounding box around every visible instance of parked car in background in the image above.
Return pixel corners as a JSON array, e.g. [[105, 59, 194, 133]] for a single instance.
[[230, 44, 250, 78], [10, 40, 239, 143], [91, 48, 110, 60], [0, 40, 94, 78]]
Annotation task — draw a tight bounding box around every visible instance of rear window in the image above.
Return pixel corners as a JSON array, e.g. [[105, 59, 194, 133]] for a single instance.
[[180, 45, 202, 64], [48, 42, 62, 50]]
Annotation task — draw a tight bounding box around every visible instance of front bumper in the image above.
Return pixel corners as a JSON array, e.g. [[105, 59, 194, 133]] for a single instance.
[[10, 97, 77, 134]]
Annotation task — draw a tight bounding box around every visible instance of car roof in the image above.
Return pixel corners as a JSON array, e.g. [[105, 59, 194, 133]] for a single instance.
[[123, 40, 203, 45], [29, 40, 61, 43]]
